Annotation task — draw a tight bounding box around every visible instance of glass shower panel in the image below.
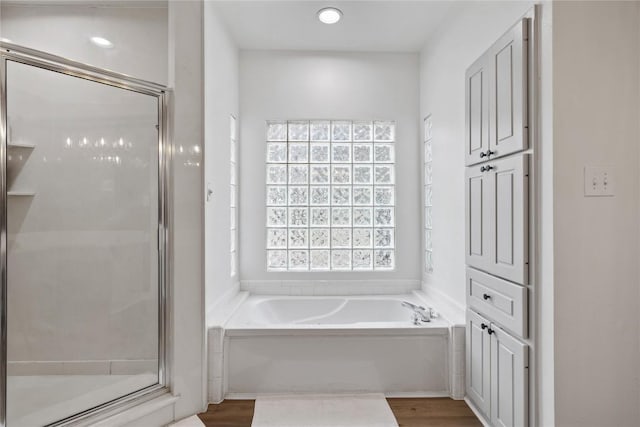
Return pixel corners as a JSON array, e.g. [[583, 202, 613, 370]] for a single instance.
[[5, 60, 160, 426]]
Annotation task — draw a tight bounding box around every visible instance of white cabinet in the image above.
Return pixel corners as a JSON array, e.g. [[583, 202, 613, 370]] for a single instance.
[[465, 19, 528, 166], [466, 154, 529, 285], [467, 310, 528, 427]]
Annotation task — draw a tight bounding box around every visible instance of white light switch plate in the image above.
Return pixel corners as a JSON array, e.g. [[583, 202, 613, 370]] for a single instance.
[[584, 166, 615, 197]]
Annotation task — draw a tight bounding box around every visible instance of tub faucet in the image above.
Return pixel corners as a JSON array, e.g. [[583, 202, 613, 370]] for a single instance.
[[401, 301, 434, 325]]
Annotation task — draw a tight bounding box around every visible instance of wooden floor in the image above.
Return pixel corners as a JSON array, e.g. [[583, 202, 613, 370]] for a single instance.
[[198, 398, 482, 427]]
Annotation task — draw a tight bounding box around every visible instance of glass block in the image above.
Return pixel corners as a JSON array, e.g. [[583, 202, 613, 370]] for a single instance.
[[374, 228, 394, 248], [353, 165, 372, 184], [353, 208, 373, 227], [267, 121, 287, 141], [230, 139, 237, 163], [267, 228, 287, 249], [374, 207, 395, 226], [310, 186, 330, 206], [231, 252, 237, 277], [267, 143, 287, 163], [425, 207, 433, 229], [353, 186, 372, 206], [230, 163, 236, 185], [288, 207, 308, 227], [426, 250, 434, 273], [331, 250, 352, 270], [331, 165, 351, 184], [353, 144, 373, 163], [267, 165, 287, 184], [310, 121, 330, 142], [266, 207, 287, 227], [332, 121, 352, 142], [310, 250, 330, 270], [331, 207, 351, 226], [332, 187, 351, 205], [289, 229, 308, 248], [425, 140, 433, 162], [230, 231, 236, 252], [425, 161, 433, 184], [267, 250, 287, 270], [288, 121, 309, 141], [424, 116, 433, 141], [374, 121, 395, 142], [375, 166, 394, 184], [353, 250, 373, 270], [310, 207, 330, 227], [266, 186, 287, 206], [230, 185, 236, 207], [311, 165, 330, 184], [374, 187, 394, 206], [289, 250, 309, 270], [374, 250, 394, 270], [332, 228, 351, 248], [353, 228, 373, 248], [353, 121, 373, 141], [374, 144, 395, 163], [310, 143, 330, 163], [426, 229, 433, 250], [288, 165, 308, 184], [288, 186, 308, 205], [332, 144, 351, 163], [289, 143, 309, 163], [425, 185, 433, 207], [230, 207, 236, 229], [310, 229, 330, 248]]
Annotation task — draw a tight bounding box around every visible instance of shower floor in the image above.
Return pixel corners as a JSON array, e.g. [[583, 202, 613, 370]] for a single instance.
[[7, 373, 157, 427]]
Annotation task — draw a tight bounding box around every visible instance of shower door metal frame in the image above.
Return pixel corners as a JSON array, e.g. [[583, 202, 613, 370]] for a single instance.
[[0, 41, 172, 427]]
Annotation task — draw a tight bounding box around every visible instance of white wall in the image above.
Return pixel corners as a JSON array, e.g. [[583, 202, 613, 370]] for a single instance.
[[0, 3, 168, 85], [204, 3, 239, 314], [238, 50, 421, 284], [552, 2, 640, 426]]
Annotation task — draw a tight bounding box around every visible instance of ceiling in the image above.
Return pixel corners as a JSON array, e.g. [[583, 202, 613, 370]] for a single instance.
[[212, 1, 464, 52]]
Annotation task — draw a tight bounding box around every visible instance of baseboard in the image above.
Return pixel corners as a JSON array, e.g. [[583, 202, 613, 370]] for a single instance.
[[224, 391, 450, 400], [240, 279, 421, 296], [7, 359, 156, 376], [464, 397, 491, 427]]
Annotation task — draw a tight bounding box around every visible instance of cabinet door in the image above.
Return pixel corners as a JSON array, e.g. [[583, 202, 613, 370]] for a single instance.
[[490, 325, 528, 427], [465, 55, 491, 166], [487, 154, 529, 285], [465, 164, 492, 272], [466, 310, 491, 417], [489, 19, 528, 159]]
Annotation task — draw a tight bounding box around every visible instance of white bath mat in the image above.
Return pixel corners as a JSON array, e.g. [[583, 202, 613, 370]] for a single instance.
[[168, 415, 205, 427], [251, 394, 399, 427]]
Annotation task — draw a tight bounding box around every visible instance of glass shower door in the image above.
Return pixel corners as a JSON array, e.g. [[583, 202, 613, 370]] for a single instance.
[[2, 54, 166, 426]]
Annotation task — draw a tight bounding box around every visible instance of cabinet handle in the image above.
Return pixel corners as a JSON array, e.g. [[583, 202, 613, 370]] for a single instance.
[[481, 323, 487, 330], [480, 165, 494, 172], [479, 150, 494, 158], [483, 293, 491, 300], [487, 328, 495, 335]]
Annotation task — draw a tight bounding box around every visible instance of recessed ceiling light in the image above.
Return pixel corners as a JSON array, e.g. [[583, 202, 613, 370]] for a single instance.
[[318, 7, 342, 25], [90, 36, 113, 48]]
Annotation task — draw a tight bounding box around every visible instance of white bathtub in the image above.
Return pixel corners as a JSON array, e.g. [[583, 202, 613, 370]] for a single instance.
[[208, 294, 465, 402]]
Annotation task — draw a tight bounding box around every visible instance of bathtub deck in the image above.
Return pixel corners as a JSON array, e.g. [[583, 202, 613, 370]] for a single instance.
[[198, 398, 482, 427]]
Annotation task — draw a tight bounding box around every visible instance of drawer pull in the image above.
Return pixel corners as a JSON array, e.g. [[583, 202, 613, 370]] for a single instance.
[[481, 323, 487, 330], [480, 165, 494, 172], [483, 293, 492, 300], [487, 328, 495, 335]]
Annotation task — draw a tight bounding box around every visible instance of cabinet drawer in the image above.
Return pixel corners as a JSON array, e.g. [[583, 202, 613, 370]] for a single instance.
[[466, 267, 527, 337]]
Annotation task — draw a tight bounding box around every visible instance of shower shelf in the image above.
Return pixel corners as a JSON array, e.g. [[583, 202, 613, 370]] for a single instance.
[[8, 191, 35, 197], [8, 142, 35, 149]]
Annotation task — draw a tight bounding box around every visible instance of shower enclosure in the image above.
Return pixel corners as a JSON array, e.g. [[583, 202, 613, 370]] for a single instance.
[[0, 42, 170, 426]]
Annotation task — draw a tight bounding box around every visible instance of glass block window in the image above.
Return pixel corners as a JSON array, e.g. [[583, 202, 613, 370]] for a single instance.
[[230, 115, 239, 278], [424, 115, 433, 273], [266, 120, 396, 271]]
